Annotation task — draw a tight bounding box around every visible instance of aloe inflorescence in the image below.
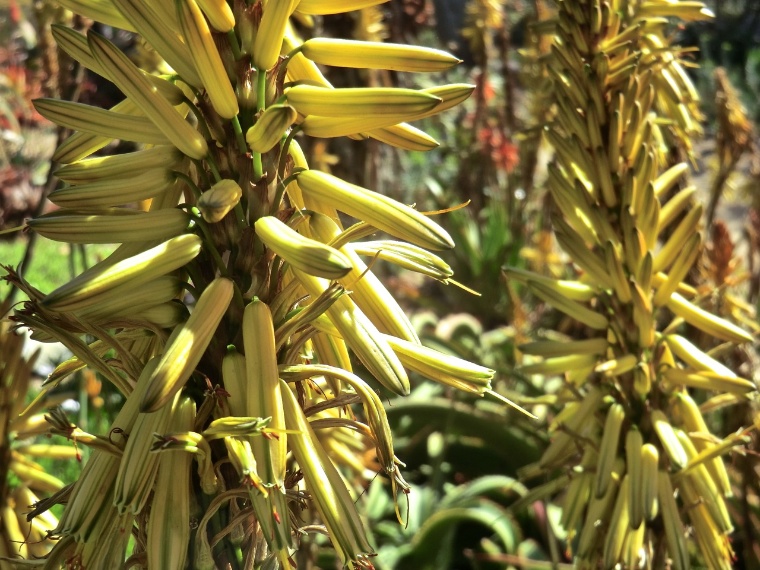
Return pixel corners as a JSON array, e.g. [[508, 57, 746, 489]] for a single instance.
[[509, 1, 756, 569], [0, 302, 72, 562], [4, 1, 497, 568]]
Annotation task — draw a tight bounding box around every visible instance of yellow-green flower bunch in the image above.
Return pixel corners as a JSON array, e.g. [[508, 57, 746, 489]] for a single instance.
[[7, 1, 494, 568], [510, 1, 756, 568], [0, 302, 72, 563]]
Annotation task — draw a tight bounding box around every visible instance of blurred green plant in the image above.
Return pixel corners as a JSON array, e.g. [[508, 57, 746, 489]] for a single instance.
[[366, 472, 528, 570], [363, 380, 544, 570]]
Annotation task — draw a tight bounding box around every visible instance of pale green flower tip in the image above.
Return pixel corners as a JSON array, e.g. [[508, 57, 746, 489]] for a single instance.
[[486, 390, 538, 420]]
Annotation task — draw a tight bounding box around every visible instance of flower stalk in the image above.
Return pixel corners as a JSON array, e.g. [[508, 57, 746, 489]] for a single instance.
[[510, 1, 755, 568], [7, 0, 491, 567]]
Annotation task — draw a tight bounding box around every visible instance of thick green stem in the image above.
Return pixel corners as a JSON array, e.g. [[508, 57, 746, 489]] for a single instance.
[[207, 156, 223, 183], [192, 210, 229, 277], [174, 171, 204, 200], [226, 29, 242, 61], [183, 96, 214, 142], [252, 68, 267, 181], [231, 115, 248, 155], [233, 202, 247, 232], [277, 125, 301, 183]]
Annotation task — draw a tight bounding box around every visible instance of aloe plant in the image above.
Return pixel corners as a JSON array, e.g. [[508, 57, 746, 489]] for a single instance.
[[507, 1, 757, 569], [1, 1, 510, 568]]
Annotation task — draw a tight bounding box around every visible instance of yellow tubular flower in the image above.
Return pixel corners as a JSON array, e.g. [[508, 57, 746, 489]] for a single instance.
[[504, 2, 753, 568], [13, 0, 481, 566]]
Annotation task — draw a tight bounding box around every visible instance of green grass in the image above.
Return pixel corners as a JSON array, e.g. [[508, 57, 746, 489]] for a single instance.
[[0, 236, 115, 302], [0, 236, 117, 490]]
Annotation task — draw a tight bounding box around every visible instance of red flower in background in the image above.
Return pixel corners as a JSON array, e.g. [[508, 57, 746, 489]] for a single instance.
[[478, 125, 519, 173], [9, 0, 22, 24], [473, 72, 496, 102]]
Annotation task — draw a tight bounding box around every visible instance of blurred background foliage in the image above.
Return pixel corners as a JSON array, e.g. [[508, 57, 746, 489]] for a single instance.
[[0, 0, 759, 568]]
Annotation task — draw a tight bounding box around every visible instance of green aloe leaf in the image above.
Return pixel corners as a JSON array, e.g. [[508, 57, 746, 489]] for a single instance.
[[399, 498, 520, 570]]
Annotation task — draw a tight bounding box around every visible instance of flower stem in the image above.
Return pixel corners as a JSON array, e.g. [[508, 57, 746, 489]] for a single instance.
[[277, 125, 301, 184], [207, 156, 223, 183], [231, 115, 248, 155], [174, 171, 203, 200], [192, 209, 229, 277], [233, 202, 247, 231], [183, 96, 213, 142], [226, 29, 242, 61], [252, 68, 267, 181]]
